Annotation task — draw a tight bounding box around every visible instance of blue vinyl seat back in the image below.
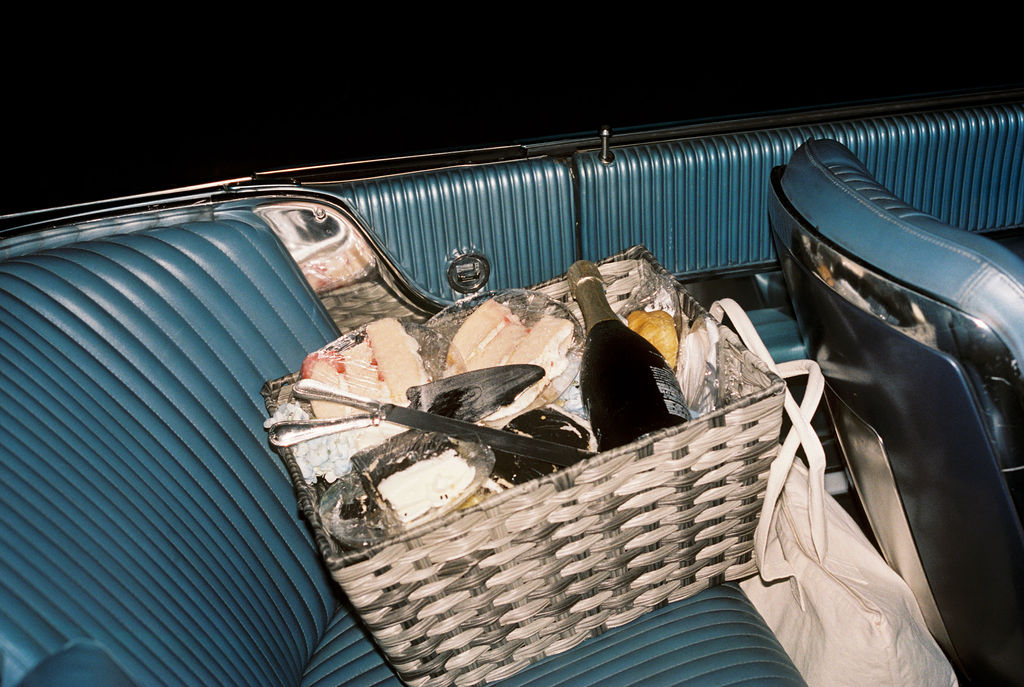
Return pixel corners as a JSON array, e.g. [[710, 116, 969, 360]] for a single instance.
[[769, 138, 1024, 684], [325, 104, 1022, 302], [778, 138, 1024, 363], [0, 220, 340, 686]]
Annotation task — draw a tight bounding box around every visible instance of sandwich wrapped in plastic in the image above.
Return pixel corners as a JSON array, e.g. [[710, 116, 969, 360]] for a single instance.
[[295, 318, 448, 480]]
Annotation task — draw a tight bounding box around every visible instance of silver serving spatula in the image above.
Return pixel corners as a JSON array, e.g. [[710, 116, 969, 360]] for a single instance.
[[293, 364, 542, 420], [266, 364, 543, 447], [405, 364, 545, 421]]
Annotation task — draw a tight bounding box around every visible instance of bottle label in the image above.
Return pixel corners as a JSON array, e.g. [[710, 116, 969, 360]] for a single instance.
[[649, 365, 690, 419]]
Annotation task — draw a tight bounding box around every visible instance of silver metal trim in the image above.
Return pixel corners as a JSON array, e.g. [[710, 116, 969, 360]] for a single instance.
[[5, 89, 1020, 232], [826, 388, 954, 653], [0, 186, 448, 321]]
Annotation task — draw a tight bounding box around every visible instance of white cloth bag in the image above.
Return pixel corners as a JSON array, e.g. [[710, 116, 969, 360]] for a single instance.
[[708, 299, 958, 687]]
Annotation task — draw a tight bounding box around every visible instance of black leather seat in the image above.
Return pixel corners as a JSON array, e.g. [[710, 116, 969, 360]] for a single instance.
[[768, 139, 1024, 684]]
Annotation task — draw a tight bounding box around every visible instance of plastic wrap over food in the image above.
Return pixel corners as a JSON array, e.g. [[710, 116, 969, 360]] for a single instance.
[[617, 263, 685, 328], [427, 289, 584, 425], [264, 402, 356, 483], [613, 263, 719, 418], [297, 317, 448, 477], [627, 310, 679, 368], [677, 314, 720, 416], [318, 431, 494, 549]]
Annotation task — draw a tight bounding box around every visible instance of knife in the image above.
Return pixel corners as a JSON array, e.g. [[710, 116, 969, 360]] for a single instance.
[[269, 379, 593, 467]]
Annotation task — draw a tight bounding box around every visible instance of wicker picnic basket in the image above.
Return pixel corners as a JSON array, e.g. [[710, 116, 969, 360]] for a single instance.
[[262, 246, 786, 686]]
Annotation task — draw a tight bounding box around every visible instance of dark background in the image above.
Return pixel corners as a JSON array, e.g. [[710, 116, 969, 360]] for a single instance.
[[4, 68, 1022, 217]]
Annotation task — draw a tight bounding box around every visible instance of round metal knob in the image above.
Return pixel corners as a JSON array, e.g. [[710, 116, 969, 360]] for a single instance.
[[446, 251, 491, 294]]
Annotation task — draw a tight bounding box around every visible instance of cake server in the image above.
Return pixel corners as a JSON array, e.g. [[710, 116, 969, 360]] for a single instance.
[[405, 364, 544, 420], [292, 364, 544, 421], [269, 378, 593, 467]]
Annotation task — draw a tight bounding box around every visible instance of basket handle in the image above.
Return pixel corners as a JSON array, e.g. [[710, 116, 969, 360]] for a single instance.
[[709, 298, 828, 581]]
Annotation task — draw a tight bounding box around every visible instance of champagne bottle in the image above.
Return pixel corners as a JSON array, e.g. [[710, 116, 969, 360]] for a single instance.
[[567, 260, 691, 451]]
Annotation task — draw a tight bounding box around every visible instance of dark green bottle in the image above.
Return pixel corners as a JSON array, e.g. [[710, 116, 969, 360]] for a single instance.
[[567, 260, 690, 451]]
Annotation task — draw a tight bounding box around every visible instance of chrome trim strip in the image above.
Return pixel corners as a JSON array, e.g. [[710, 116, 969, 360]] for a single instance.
[[6, 88, 1021, 235], [213, 90, 1024, 188], [225, 187, 450, 317], [826, 388, 954, 652]]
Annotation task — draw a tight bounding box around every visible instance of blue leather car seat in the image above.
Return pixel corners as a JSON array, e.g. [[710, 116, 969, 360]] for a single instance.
[[769, 138, 1024, 684], [0, 219, 805, 686], [0, 221, 342, 686]]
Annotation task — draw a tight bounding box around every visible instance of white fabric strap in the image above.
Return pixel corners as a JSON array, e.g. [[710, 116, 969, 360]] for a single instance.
[[709, 298, 828, 580]]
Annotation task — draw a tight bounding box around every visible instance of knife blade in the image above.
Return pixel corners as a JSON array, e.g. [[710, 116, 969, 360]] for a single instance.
[[377, 403, 592, 467], [271, 381, 593, 467]]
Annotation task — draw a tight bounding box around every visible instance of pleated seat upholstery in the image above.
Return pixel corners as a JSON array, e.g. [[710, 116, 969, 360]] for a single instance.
[[0, 219, 805, 686], [303, 584, 805, 687], [0, 221, 341, 686]]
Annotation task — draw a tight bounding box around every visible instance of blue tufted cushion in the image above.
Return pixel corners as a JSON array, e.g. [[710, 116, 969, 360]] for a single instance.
[[302, 584, 806, 687], [0, 220, 340, 686], [14, 639, 141, 687], [781, 138, 1024, 365]]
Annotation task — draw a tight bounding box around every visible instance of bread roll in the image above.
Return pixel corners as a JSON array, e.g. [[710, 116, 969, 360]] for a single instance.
[[626, 310, 679, 368]]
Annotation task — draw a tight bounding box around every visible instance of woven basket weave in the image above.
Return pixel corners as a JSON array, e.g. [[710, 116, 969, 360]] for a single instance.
[[262, 246, 786, 686]]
